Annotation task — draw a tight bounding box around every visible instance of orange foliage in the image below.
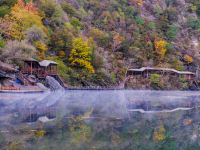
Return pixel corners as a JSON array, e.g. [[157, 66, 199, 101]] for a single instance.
[[183, 119, 193, 126], [0, 1, 46, 40], [129, 0, 143, 6], [18, 0, 37, 13], [112, 32, 124, 51]]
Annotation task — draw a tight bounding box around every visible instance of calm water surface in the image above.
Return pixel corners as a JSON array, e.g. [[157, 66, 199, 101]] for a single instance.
[[0, 90, 200, 150]]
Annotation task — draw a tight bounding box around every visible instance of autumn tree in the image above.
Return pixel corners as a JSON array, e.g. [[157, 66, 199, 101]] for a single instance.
[[69, 37, 95, 74], [153, 124, 166, 142], [129, 0, 143, 7], [0, 0, 47, 40], [184, 54, 193, 64], [154, 38, 168, 61], [112, 32, 124, 51], [25, 26, 48, 59]]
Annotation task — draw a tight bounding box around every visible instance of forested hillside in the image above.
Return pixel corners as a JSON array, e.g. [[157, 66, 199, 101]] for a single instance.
[[0, 0, 200, 87]]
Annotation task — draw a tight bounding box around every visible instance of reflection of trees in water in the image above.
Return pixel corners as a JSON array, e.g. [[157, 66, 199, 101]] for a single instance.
[[2, 91, 200, 149], [22, 108, 200, 150]]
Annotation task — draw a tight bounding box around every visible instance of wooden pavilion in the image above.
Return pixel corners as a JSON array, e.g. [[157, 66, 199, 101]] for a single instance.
[[127, 67, 196, 80], [21, 59, 58, 78]]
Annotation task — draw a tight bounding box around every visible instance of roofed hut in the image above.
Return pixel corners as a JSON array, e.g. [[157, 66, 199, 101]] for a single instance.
[[21, 58, 40, 75], [38, 60, 58, 78], [21, 59, 58, 78], [127, 67, 196, 80]]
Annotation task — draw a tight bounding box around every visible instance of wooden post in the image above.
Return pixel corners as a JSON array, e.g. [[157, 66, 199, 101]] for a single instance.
[[31, 61, 33, 75]]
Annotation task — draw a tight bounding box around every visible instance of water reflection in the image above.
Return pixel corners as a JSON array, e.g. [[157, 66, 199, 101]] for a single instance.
[[1, 90, 200, 149]]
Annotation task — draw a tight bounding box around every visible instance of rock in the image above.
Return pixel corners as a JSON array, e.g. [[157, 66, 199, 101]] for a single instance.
[[45, 76, 64, 91]]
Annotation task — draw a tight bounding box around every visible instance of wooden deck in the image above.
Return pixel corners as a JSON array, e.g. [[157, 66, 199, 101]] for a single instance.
[[0, 89, 46, 93]]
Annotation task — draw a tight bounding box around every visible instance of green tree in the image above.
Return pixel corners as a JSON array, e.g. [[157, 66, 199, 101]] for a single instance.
[[0, 0, 17, 17]]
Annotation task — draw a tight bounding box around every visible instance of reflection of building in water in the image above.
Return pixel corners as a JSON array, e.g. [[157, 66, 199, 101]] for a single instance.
[[20, 106, 57, 123]]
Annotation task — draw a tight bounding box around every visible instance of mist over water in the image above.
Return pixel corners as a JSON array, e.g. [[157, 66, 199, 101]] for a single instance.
[[1, 90, 200, 149], [0, 90, 200, 124]]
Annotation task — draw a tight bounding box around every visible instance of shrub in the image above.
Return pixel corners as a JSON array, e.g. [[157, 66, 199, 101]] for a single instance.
[[150, 74, 161, 85], [39, 0, 56, 18], [70, 17, 83, 30], [61, 2, 77, 16], [179, 77, 188, 89], [166, 24, 178, 40], [154, 38, 168, 60], [147, 22, 156, 30], [25, 26, 48, 43], [89, 28, 111, 47], [172, 58, 184, 71], [0, 0, 17, 17], [188, 18, 200, 30], [0, 40, 36, 63], [188, 4, 197, 13], [0, 35, 5, 48], [153, 125, 166, 142], [183, 54, 193, 64], [92, 51, 104, 69], [0, 6, 10, 17], [134, 16, 144, 25]]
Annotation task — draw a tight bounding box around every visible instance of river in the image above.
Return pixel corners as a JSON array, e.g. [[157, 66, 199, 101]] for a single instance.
[[0, 90, 200, 149]]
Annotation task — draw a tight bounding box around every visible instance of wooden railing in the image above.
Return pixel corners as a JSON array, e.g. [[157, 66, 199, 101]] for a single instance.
[[21, 67, 57, 78]]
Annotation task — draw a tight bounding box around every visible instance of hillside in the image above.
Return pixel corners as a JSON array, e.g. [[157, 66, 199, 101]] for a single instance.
[[0, 0, 200, 88]]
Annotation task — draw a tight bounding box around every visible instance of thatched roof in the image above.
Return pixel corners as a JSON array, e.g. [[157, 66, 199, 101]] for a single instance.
[[0, 61, 18, 73], [128, 67, 195, 75]]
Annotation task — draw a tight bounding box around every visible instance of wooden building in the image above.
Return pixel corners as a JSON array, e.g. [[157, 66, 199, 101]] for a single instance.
[[127, 67, 196, 80], [22, 58, 40, 75], [39, 60, 58, 77], [21, 59, 58, 78]]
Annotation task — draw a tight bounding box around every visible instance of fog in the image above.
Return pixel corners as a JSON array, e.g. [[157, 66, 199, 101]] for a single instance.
[[0, 90, 200, 124]]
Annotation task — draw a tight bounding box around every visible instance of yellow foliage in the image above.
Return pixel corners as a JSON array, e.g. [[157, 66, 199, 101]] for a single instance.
[[90, 27, 105, 38], [58, 50, 66, 58], [69, 37, 95, 74], [154, 38, 168, 60], [35, 41, 48, 52], [0, 1, 47, 40], [184, 54, 193, 64], [153, 125, 166, 142], [34, 41, 48, 59], [34, 130, 46, 138]]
